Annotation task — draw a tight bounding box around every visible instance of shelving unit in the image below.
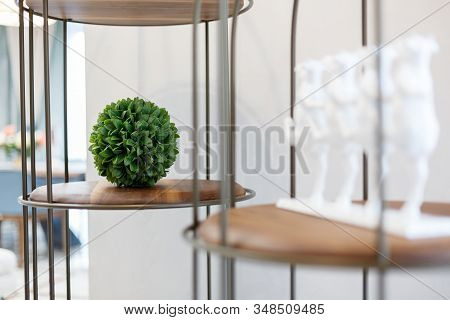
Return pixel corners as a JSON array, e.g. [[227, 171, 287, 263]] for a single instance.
[[16, 0, 450, 302], [17, 0, 254, 300]]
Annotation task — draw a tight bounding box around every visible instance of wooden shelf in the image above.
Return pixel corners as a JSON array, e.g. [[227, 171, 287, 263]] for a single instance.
[[22, 179, 254, 210], [196, 203, 450, 267], [26, 0, 245, 26]]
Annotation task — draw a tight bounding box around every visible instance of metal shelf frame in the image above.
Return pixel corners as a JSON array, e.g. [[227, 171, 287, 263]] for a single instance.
[[17, 0, 254, 300]]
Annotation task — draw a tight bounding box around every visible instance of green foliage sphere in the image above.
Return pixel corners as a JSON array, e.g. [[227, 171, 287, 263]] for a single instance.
[[89, 98, 179, 187]]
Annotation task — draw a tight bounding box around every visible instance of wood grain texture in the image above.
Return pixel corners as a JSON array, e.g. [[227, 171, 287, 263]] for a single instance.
[[26, 0, 244, 26], [29, 179, 246, 205], [198, 204, 450, 267]]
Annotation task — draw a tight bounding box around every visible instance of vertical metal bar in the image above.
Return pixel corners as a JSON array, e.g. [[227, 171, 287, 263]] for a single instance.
[[63, 20, 71, 300], [373, 0, 388, 300], [219, 0, 231, 301], [361, 0, 369, 301], [192, 0, 202, 300], [362, 268, 368, 300], [362, 0, 369, 201], [230, 0, 240, 210], [362, 0, 368, 47], [43, 0, 55, 300], [29, 8, 39, 300], [204, 20, 212, 301], [290, 0, 300, 301], [290, 0, 299, 199], [289, 265, 296, 299], [18, 0, 30, 300], [225, 0, 242, 301]]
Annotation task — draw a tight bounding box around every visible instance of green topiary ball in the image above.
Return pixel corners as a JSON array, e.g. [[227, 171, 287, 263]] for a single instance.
[[89, 97, 179, 187]]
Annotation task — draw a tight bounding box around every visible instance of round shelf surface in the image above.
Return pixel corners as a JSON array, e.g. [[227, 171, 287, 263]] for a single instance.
[[22, 179, 254, 210], [194, 203, 450, 267], [26, 0, 245, 26]]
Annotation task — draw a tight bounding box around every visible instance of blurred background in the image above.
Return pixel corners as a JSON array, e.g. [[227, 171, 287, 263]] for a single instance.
[[0, 0, 88, 299]]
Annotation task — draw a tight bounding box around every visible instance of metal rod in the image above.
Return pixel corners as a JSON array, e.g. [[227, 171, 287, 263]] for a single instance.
[[218, 0, 231, 301], [362, 0, 368, 200], [290, 265, 296, 300], [43, 0, 55, 300], [192, 0, 202, 300], [227, 258, 235, 300], [223, 0, 243, 301], [374, 0, 388, 300], [290, 0, 300, 301], [290, 0, 299, 199], [361, 0, 369, 300], [230, 0, 240, 209], [28, 8, 39, 300], [362, 268, 368, 300], [18, 0, 30, 300], [204, 20, 212, 301], [63, 19, 71, 300]]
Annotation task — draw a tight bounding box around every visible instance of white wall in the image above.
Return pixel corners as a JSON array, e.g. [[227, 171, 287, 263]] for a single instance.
[[86, 0, 450, 299]]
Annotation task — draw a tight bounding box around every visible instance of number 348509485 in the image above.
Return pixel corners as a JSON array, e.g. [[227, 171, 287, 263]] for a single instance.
[[253, 303, 325, 315]]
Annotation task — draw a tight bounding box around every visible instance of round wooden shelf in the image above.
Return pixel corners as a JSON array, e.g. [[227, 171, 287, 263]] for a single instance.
[[26, 0, 248, 26], [191, 203, 450, 267], [20, 179, 255, 210]]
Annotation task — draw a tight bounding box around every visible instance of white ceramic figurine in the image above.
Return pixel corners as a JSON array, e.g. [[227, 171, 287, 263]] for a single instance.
[[278, 35, 448, 238], [394, 35, 440, 220], [294, 59, 332, 208], [326, 52, 363, 210], [360, 46, 398, 214]]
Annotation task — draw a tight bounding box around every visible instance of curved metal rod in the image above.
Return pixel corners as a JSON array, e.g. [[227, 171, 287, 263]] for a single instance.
[[289, 0, 300, 301], [238, 0, 254, 15], [18, 0, 30, 300], [22, 0, 254, 27]]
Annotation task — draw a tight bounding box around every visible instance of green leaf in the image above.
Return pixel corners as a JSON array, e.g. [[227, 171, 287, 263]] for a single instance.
[[113, 154, 126, 165], [104, 119, 115, 131], [112, 118, 123, 129], [123, 121, 133, 132], [130, 162, 138, 172], [99, 149, 113, 158]]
